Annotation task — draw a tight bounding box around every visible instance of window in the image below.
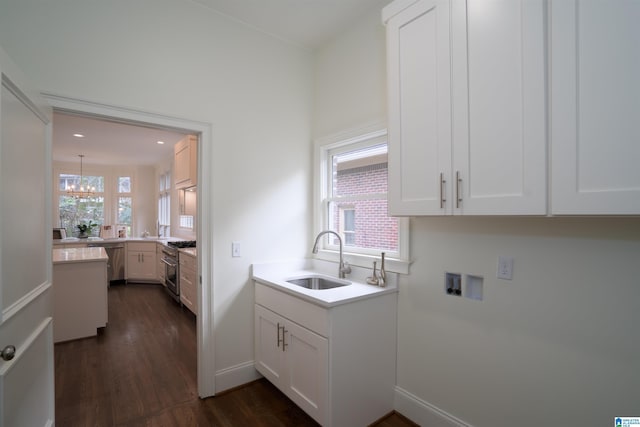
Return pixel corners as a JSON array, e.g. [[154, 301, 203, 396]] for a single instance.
[[158, 172, 171, 237], [316, 128, 408, 271], [56, 169, 136, 238], [340, 207, 356, 245], [117, 176, 132, 237], [58, 173, 105, 237]]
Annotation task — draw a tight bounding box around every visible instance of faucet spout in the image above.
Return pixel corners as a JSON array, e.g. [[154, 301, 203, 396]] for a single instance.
[[312, 230, 351, 279]]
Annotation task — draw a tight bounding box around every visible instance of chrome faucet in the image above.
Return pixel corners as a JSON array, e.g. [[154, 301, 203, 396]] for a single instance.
[[312, 230, 351, 279]]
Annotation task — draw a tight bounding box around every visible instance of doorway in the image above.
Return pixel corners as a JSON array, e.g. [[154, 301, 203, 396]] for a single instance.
[[44, 93, 215, 398]]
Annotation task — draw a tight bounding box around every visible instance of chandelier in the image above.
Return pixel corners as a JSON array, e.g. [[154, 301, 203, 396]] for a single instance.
[[66, 154, 96, 199]]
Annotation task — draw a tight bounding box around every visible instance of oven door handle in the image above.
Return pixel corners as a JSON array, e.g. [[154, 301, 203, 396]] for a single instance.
[[161, 258, 177, 267]]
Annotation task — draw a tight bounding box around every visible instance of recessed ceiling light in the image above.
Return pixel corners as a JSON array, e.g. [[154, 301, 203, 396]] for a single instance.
[[157, 140, 165, 145], [73, 133, 85, 138]]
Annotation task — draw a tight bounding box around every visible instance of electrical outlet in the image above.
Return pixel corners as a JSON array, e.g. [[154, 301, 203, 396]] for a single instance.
[[497, 256, 514, 280]]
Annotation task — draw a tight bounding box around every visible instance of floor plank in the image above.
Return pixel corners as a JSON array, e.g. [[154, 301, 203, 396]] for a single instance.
[[55, 283, 417, 426]]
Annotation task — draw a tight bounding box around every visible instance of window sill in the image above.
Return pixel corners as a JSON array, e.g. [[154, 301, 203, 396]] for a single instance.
[[313, 249, 410, 275]]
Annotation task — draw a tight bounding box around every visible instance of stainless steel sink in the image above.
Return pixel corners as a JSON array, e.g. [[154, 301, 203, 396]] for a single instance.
[[286, 275, 350, 290]]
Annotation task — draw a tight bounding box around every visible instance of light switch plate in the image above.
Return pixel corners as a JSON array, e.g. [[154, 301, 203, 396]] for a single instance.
[[232, 241, 241, 257], [497, 256, 514, 280]]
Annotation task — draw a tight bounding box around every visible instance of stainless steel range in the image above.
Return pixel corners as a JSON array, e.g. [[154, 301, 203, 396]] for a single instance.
[[161, 240, 196, 302]]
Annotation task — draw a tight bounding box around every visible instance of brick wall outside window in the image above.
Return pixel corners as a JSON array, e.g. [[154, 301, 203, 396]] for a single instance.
[[331, 163, 398, 251]]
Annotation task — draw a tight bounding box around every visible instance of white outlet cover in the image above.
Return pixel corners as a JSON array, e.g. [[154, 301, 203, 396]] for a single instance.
[[497, 256, 514, 280]]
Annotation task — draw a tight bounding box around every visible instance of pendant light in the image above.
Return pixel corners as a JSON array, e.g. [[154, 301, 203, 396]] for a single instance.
[[66, 154, 96, 199]]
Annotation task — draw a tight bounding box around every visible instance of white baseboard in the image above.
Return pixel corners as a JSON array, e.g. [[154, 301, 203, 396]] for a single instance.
[[214, 360, 262, 394], [394, 386, 471, 427]]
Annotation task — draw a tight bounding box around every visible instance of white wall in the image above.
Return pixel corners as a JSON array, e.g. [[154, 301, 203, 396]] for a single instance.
[[3, 0, 313, 392], [134, 165, 156, 237], [313, 9, 640, 427], [313, 6, 387, 137]]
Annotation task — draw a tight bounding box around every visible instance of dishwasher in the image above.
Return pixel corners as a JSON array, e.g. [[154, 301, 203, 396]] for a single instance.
[[88, 242, 125, 283]]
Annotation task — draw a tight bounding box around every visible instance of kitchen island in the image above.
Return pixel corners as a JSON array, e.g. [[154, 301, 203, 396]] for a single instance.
[[52, 247, 109, 343]]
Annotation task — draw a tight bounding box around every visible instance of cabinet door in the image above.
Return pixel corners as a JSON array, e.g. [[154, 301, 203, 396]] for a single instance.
[[254, 305, 285, 386], [174, 136, 197, 189], [283, 319, 328, 426], [551, 1, 640, 214], [127, 251, 156, 280], [179, 269, 197, 315], [386, 0, 452, 215], [451, 0, 546, 215]]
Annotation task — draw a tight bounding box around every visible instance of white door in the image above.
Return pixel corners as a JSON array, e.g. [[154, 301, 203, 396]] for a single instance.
[[385, 0, 453, 215], [0, 53, 54, 426], [550, 0, 640, 214]]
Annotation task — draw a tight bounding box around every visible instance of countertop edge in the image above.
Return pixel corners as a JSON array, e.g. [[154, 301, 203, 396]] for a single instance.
[[52, 247, 109, 264], [252, 269, 397, 308]]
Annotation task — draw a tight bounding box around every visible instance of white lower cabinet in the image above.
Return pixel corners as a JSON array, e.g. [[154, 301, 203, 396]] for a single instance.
[[156, 243, 166, 284], [254, 282, 397, 427], [179, 251, 197, 315], [255, 304, 328, 423], [126, 242, 157, 282]]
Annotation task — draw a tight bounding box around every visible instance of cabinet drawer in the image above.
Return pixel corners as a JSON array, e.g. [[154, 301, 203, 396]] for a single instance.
[[127, 242, 156, 252], [180, 277, 197, 314], [255, 282, 328, 337], [179, 253, 196, 271]]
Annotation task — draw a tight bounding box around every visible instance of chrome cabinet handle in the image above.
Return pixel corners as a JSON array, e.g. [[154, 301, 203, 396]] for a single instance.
[[277, 322, 282, 348], [1, 345, 16, 361], [282, 327, 288, 352], [440, 173, 446, 209], [456, 171, 462, 208]]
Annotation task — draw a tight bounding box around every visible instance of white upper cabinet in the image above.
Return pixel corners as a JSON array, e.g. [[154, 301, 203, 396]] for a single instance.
[[384, 0, 547, 216], [451, 0, 547, 215], [174, 135, 197, 189], [550, 0, 640, 214], [385, 0, 452, 215]]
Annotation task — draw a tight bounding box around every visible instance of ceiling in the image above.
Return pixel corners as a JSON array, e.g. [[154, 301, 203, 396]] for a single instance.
[[53, 0, 391, 166], [190, 0, 391, 49], [53, 113, 188, 166]]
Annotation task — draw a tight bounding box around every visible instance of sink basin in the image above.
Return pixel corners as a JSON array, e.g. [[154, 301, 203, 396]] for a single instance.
[[286, 275, 350, 290]]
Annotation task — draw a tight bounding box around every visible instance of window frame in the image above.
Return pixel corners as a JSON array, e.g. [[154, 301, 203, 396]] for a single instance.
[[54, 164, 137, 237], [158, 171, 171, 237], [314, 125, 409, 274]]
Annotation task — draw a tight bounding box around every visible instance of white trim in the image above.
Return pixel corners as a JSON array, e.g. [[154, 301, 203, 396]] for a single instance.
[[382, 0, 423, 24], [41, 93, 216, 398], [394, 386, 472, 427], [215, 361, 262, 393], [1, 281, 51, 323]]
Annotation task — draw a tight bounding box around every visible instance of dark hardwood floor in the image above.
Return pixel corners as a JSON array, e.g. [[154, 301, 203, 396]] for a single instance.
[[55, 283, 417, 427]]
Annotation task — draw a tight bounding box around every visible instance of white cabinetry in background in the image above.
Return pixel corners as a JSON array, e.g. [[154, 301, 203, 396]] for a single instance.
[[179, 250, 197, 315], [550, 0, 640, 214], [174, 135, 197, 189], [384, 0, 546, 216], [126, 241, 157, 282], [254, 282, 397, 426], [156, 242, 166, 284]]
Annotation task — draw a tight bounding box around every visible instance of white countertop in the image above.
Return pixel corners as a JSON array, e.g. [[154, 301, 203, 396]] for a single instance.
[[53, 236, 187, 246], [252, 259, 397, 308], [53, 247, 108, 264]]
